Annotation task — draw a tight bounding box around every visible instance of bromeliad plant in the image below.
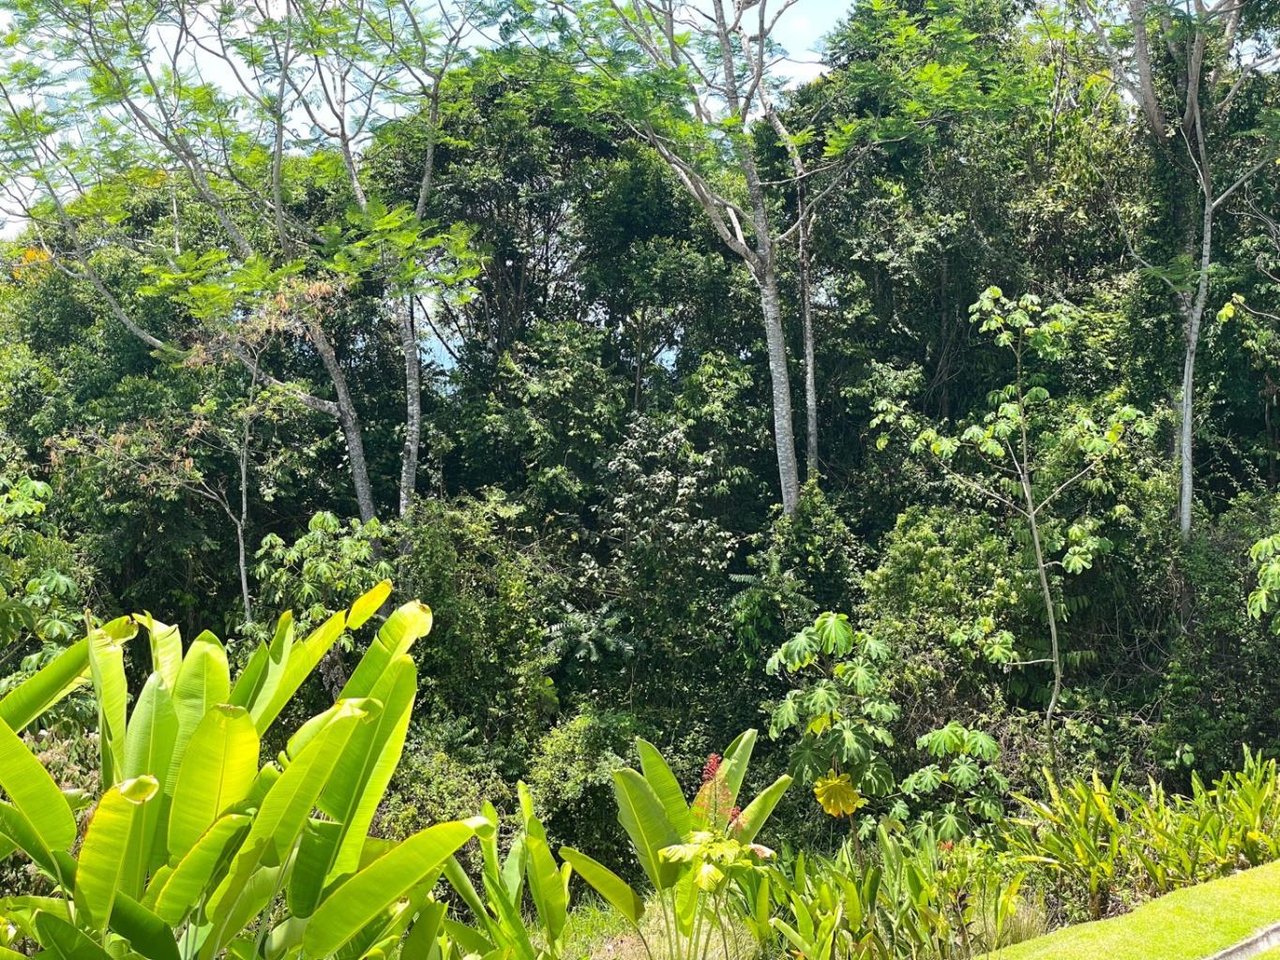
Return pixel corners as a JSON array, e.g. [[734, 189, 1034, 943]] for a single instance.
[[561, 730, 792, 960], [768, 828, 1026, 960], [0, 581, 487, 960]]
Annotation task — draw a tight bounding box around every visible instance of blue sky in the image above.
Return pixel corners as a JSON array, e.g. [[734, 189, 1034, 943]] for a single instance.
[[772, 1, 851, 83]]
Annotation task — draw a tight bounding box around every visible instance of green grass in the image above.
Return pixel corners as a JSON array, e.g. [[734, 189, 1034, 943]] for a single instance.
[[980, 860, 1280, 960], [560, 896, 633, 960]]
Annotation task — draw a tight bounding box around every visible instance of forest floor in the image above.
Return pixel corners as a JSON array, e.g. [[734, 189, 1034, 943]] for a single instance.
[[980, 860, 1280, 960]]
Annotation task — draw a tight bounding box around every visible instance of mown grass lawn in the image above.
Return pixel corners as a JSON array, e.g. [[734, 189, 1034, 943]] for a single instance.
[[981, 860, 1280, 960]]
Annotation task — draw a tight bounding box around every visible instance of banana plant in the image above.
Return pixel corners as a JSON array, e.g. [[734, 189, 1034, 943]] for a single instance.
[[562, 730, 791, 960], [442, 783, 571, 960], [0, 581, 486, 960]]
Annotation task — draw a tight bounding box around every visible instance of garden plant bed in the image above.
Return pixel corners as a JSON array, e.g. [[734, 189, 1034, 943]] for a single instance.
[[981, 860, 1280, 960]]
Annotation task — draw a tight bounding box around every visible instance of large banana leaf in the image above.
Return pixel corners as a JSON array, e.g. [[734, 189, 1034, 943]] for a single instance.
[[74, 777, 159, 937], [636, 738, 691, 836], [148, 814, 251, 925], [124, 676, 179, 783], [168, 705, 260, 860], [251, 610, 346, 735], [0, 715, 76, 855], [0, 639, 89, 733], [106, 892, 182, 960], [735, 774, 792, 843], [347, 580, 391, 629], [338, 601, 432, 700], [228, 611, 294, 730], [720, 729, 758, 809], [559, 848, 644, 925], [88, 624, 129, 787], [612, 768, 681, 890], [137, 615, 182, 693], [398, 898, 447, 960], [33, 909, 112, 960], [284, 818, 344, 919], [301, 819, 478, 959], [168, 631, 232, 794], [320, 656, 416, 878], [200, 701, 368, 958], [121, 678, 179, 892], [230, 580, 390, 738], [0, 617, 137, 733], [0, 800, 60, 878]]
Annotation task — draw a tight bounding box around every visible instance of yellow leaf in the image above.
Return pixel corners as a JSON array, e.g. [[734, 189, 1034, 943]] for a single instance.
[[813, 772, 866, 818]]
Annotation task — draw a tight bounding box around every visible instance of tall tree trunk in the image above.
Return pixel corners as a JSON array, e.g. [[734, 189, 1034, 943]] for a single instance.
[[709, 0, 800, 515], [399, 295, 421, 518], [236, 418, 253, 624], [759, 260, 802, 515], [233, 518, 252, 625], [308, 320, 377, 523], [799, 214, 819, 480], [1177, 184, 1215, 540]]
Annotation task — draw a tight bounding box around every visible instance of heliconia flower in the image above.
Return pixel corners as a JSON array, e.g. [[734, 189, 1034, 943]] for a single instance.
[[702, 753, 722, 784]]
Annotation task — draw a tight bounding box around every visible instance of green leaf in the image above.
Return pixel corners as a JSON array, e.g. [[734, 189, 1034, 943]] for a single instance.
[[138, 615, 182, 692], [560, 847, 644, 925], [720, 729, 757, 808], [168, 705, 260, 860], [519, 784, 567, 942], [108, 893, 181, 960], [339, 601, 432, 700], [400, 898, 446, 960], [253, 609, 349, 734], [75, 776, 159, 936], [202, 701, 369, 957], [241, 612, 295, 733], [734, 775, 792, 843], [88, 623, 130, 786], [319, 656, 416, 879], [0, 622, 135, 734], [34, 910, 112, 960], [0, 715, 76, 854], [636, 739, 691, 836], [149, 814, 251, 925], [302, 819, 479, 959], [284, 818, 342, 919], [169, 631, 232, 794], [348, 580, 391, 629], [121, 675, 179, 891], [124, 676, 179, 782], [612, 768, 680, 890]]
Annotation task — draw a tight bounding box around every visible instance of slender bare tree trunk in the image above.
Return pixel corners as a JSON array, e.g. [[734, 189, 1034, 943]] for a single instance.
[[308, 320, 377, 522], [1177, 198, 1214, 539], [234, 518, 252, 624], [236, 405, 253, 623], [399, 296, 421, 517], [759, 260, 802, 515], [799, 212, 819, 480]]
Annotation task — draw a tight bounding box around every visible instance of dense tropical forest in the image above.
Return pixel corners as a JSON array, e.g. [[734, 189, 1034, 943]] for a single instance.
[[0, 0, 1278, 955]]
